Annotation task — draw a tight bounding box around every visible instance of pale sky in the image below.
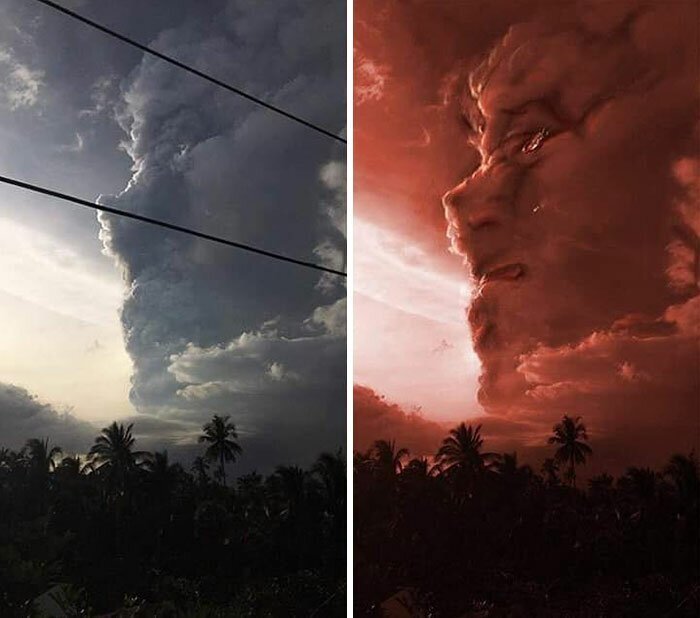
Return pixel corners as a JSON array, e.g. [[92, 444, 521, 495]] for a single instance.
[[0, 0, 136, 424], [0, 215, 132, 422], [354, 201, 481, 422]]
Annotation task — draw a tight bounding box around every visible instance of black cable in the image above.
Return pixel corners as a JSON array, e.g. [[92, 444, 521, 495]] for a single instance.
[[34, 0, 346, 145], [0, 174, 347, 278]]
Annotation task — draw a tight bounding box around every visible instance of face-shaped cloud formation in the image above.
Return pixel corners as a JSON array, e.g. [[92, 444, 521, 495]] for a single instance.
[[95, 0, 346, 472], [355, 0, 698, 471], [443, 1, 698, 411], [439, 0, 699, 466]]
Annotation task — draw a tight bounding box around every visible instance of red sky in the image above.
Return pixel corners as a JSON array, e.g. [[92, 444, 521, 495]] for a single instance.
[[354, 0, 699, 474]]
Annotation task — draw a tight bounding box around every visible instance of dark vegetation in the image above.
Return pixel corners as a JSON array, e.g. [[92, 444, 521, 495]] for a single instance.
[[355, 415, 699, 617], [0, 415, 345, 616]]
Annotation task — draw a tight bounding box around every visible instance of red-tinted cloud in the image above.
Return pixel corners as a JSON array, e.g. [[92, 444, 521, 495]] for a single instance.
[[353, 385, 446, 456], [354, 0, 699, 472]]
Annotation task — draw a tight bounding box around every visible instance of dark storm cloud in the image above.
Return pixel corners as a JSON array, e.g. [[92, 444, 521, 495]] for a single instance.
[[95, 0, 346, 472], [0, 382, 95, 452], [354, 385, 446, 456]]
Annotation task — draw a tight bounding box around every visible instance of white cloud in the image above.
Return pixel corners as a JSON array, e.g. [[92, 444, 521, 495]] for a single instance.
[[306, 297, 346, 337], [314, 158, 347, 293], [355, 52, 389, 105], [0, 47, 43, 110], [168, 300, 344, 400]]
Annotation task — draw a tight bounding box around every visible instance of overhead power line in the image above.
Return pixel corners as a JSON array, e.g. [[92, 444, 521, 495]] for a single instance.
[[34, 0, 346, 145], [0, 174, 347, 278]]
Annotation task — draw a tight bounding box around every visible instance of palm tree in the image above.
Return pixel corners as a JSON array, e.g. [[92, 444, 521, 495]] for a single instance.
[[371, 439, 409, 476], [88, 422, 149, 496], [435, 423, 495, 480], [25, 438, 62, 474], [144, 450, 183, 499], [273, 465, 310, 518], [494, 452, 533, 490], [547, 415, 592, 488], [541, 457, 560, 486], [25, 438, 62, 513], [198, 415, 242, 486], [664, 452, 699, 511], [619, 466, 659, 508], [236, 471, 267, 523], [402, 457, 439, 479], [56, 455, 89, 479], [190, 455, 211, 487], [312, 451, 346, 516], [588, 473, 614, 503]]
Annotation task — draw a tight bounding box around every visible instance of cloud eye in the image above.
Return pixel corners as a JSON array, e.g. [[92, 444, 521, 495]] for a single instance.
[[521, 128, 549, 154]]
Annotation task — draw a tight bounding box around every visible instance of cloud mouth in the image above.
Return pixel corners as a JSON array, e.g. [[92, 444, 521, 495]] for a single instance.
[[478, 262, 527, 288]]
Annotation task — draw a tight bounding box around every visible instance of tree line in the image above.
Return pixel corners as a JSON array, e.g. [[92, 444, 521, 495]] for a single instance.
[[354, 415, 699, 616], [0, 415, 345, 616]]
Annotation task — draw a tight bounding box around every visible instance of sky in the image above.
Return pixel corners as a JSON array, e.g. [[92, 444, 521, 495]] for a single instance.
[[0, 0, 346, 473], [354, 0, 699, 474]]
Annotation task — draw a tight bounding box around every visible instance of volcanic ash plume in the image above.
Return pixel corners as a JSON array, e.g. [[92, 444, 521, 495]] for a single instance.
[[442, 0, 699, 463]]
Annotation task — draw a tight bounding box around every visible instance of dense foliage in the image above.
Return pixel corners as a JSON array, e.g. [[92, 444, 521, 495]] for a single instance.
[[355, 416, 699, 617], [0, 417, 345, 616]]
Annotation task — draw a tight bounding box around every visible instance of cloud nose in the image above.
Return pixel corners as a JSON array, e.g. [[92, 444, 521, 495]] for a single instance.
[[443, 168, 512, 236]]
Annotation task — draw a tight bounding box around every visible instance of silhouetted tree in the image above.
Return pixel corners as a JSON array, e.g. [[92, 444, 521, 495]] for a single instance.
[[144, 450, 183, 499], [371, 439, 408, 476], [664, 452, 700, 510], [355, 426, 699, 617], [435, 423, 496, 495], [0, 423, 345, 615], [190, 455, 210, 487], [88, 422, 149, 498], [55, 455, 88, 479], [25, 438, 62, 474], [547, 415, 592, 487], [25, 438, 62, 513], [402, 457, 438, 480], [198, 415, 242, 486], [541, 457, 560, 486], [494, 451, 533, 491], [588, 472, 614, 504], [273, 465, 310, 520], [313, 451, 346, 522]]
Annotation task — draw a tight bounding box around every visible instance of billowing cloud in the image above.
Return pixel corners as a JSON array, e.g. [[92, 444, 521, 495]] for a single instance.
[[315, 159, 347, 293], [168, 299, 345, 405], [93, 0, 346, 472]]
